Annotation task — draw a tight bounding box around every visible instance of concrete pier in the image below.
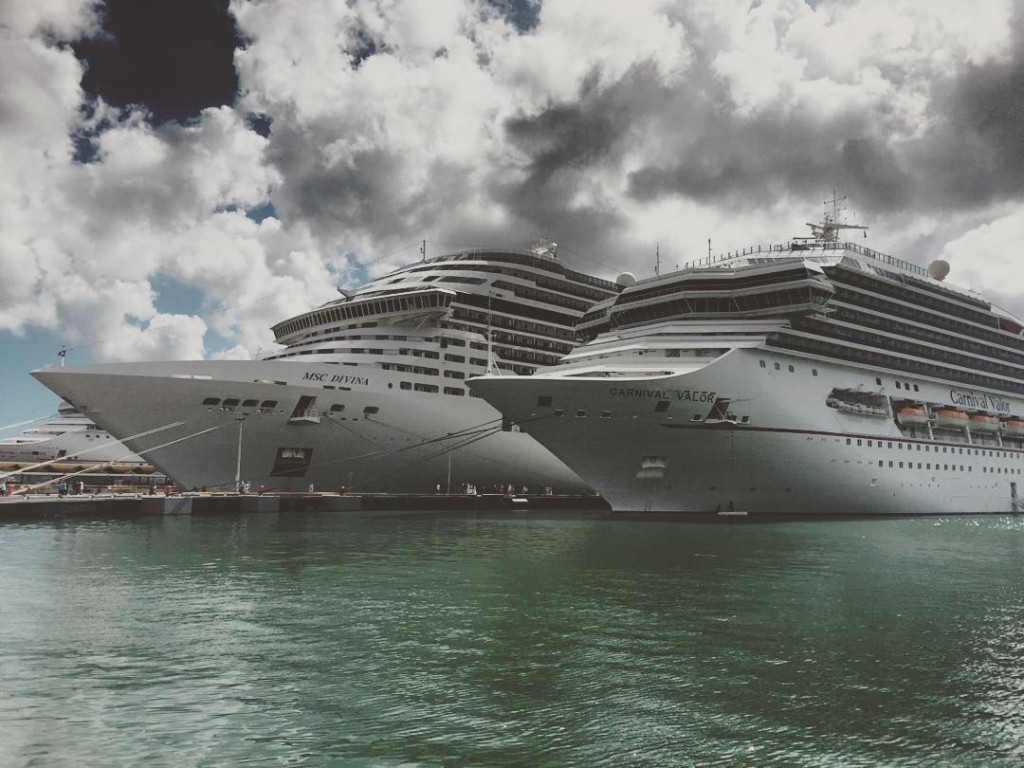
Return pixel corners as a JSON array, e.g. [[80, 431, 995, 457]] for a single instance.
[[0, 492, 608, 520]]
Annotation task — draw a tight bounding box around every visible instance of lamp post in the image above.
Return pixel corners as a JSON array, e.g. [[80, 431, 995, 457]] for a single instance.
[[234, 414, 245, 492]]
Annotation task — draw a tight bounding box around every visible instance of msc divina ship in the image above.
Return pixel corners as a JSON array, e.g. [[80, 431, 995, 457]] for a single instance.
[[470, 211, 1024, 515], [33, 244, 621, 492]]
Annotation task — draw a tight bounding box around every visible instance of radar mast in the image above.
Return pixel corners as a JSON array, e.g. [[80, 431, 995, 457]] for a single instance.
[[804, 191, 868, 242]]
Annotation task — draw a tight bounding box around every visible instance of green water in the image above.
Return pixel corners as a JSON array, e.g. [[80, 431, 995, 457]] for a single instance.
[[0, 511, 1022, 766]]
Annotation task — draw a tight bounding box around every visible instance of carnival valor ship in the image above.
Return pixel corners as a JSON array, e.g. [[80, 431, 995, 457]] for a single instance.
[[470, 208, 1024, 515], [33, 244, 621, 492]]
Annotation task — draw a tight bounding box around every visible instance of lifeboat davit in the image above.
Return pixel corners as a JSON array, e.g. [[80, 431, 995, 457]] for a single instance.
[[934, 408, 968, 429], [1002, 419, 1024, 437], [968, 414, 999, 433], [896, 406, 928, 426]]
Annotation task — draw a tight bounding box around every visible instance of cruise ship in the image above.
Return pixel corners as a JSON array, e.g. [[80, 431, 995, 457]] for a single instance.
[[33, 245, 621, 492], [0, 403, 147, 468], [469, 210, 1024, 515]]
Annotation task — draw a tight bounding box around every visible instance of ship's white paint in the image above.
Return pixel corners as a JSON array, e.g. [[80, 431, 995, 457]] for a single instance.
[[32, 247, 620, 492], [33, 356, 585, 493], [469, 204, 1024, 516], [471, 347, 1024, 514]]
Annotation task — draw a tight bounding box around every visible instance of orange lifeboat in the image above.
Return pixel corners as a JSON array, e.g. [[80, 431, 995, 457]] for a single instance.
[[968, 414, 999, 433], [896, 406, 928, 426], [934, 408, 968, 429], [1002, 419, 1024, 437]]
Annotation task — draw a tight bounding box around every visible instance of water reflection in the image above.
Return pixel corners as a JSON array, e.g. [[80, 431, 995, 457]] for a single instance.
[[0, 513, 1022, 765]]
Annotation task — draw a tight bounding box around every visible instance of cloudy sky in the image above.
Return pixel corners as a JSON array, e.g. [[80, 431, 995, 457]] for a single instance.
[[2, 0, 1024, 432]]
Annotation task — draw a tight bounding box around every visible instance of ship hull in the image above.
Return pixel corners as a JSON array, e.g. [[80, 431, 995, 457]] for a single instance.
[[33, 360, 587, 494], [470, 349, 1024, 514]]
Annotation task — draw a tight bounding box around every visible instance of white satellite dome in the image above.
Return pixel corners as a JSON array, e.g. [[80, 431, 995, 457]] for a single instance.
[[616, 272, 637, 287], [928, 259, 951, 281]]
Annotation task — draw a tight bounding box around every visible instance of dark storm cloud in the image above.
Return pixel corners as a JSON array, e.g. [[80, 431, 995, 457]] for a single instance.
[[911, 19, 1024, 209], [267, 121, 475, 248], [620, 4, 1024, 221], [74, 0, 239, 123], [504, 75, 629, 183], [485, 65, 661, 259]]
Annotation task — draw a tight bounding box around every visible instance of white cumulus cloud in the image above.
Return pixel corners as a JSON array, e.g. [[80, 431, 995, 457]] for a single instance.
[[2, 0, 1024, 366]]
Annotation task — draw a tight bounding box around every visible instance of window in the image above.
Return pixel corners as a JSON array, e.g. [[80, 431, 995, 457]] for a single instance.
[[242, 399, 259, 408], [788, 364, 795, 373], [575, 410, 587, 418], [363, 406, 379, 414], [330, 404, 345, 412], [760, 360, 766, 367], [876, 377, 882, 386], [601, 411, 612, 419], [537, 396, 553, 407], [655, 401, 670, 412], [444, 387, 465, 396], [260, 400, 278, 409], [223, 398, 240, 407], [812, 369, 818, 377], [202, 397, 220, 406], [400, 381, 411, 390], [774, 362, 781, 370]]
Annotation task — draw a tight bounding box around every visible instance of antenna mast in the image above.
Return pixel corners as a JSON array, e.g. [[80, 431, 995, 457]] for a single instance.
[[805, 190, 868, 242]]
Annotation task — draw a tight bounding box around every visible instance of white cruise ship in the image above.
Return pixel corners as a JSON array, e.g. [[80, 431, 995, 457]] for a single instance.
[[469, 212, 1024, 515], [33, 245, 621, 492], [0, 403, 147, 467]]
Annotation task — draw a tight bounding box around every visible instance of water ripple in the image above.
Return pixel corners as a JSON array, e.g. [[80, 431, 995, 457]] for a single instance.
[[1, 513, 1023, 766]]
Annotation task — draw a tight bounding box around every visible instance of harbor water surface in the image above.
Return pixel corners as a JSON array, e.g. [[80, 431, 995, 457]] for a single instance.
[[1, 510, 1022, 766]]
